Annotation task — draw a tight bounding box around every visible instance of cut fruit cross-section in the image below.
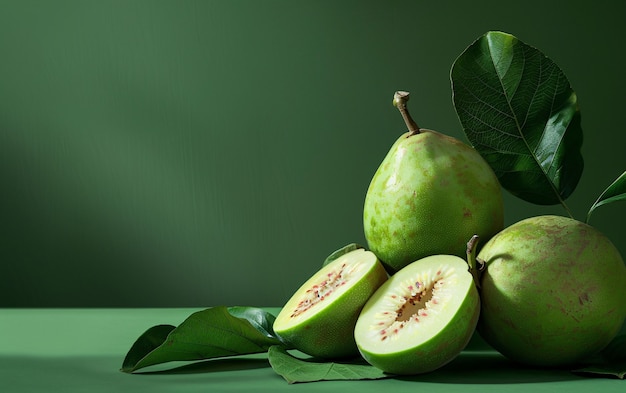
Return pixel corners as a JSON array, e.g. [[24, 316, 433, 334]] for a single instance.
[[354, 254, 479, 374], [274, 248, 388, 359]]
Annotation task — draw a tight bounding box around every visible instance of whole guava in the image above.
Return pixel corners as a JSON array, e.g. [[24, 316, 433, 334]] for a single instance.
[[477, 215, 626, 367], [362, 91, 504, 274], [363, 128, 504, 273]]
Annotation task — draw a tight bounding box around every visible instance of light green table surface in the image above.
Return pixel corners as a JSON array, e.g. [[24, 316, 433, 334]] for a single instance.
[[0, 308, 622, 392]]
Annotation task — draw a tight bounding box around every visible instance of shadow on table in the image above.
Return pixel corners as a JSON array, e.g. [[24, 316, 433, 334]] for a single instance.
[[135, 350, 583, 383], [395, 350, 584, 384], [136, 356, 271, 375]]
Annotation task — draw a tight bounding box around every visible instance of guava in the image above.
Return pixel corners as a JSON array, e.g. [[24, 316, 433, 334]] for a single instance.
[[363, 91, 503, 273], [477, 215, 626, 367], [354, 253, 480, 374], [273, 247, 388, 358]]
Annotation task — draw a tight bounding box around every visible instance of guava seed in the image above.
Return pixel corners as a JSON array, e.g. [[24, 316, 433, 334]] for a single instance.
[[374, 269, 452, 341], [290, 263, 355, 318]]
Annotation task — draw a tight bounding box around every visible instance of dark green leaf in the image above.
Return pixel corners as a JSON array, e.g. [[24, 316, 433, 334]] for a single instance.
[[572, 335, 626, 379], [120, 306, 282, 373], [587, 171, 626, 223], [451, 31, 584, 206], [322, 243, 365, 267], [267, 345, 388, 384], [226, 306, 278, 340], [120, 325, 176, 372]]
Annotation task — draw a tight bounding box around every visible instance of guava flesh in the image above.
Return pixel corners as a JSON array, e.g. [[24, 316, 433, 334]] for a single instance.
[[354, 255, 480, 375], [273, 249, 388, 359]]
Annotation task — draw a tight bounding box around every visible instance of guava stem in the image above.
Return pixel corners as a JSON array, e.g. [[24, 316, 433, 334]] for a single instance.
[[466, 235, 483, 289], [393, 91, 421, 136]]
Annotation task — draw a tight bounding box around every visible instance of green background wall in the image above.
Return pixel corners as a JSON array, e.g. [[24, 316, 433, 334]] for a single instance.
[[2, 1, 625, 307]]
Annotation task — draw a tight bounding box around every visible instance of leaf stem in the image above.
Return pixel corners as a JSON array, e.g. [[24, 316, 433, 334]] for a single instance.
[[560, 200, 575, 220], [393, 91, 420, 135]]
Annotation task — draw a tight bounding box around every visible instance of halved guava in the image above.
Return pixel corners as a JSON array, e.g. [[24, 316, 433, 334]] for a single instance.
[[273, 248, 388, 359], [354, 254, 479, 374]]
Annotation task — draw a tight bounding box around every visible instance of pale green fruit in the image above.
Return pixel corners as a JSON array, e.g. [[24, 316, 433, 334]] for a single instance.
[[354, 254, 480, 375], [273, 248, 388, 359], [363, 128, 504, 273], [477, 215, 626, 367]]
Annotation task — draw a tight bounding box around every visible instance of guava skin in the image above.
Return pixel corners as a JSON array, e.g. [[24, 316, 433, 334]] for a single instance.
[[477, 215, 626, 367], [363, 129, 504, 273]]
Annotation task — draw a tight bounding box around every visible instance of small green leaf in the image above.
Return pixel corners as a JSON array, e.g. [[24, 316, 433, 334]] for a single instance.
[[587, 171, 626, 223], [120, 325, 176, 372], [451, 31, 584, 207], [572, 335, 626, 379], [267, 345, 389, 384], [226, 306, 278, 340], [322, 243, 365, 267], [121, 306, 282, 373]]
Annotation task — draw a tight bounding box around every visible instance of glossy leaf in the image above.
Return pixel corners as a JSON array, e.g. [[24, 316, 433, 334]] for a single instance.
[[451, 31, 584, 205], [587, 171, 626, 223], [267, 345, 388, 384], [227, 306, 279, 340], [120, 324, 176, 372], [121, 306, 282, 373]]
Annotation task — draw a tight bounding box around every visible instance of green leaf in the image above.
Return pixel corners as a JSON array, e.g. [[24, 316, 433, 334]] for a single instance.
[[267, 345, 389, 384], [226, 306, 278, 340], [322, 243, 365, 267], [451, 31, 584, 206], [572, 335, 626, 379], [121, 306, 282, 373], [587, 171, 626, 223], [120, 325, 176, 372]]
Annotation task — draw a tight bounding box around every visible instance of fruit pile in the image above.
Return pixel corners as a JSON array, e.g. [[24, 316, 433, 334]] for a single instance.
[[121, 31, 626, 381], [273, 89, 626, 375]]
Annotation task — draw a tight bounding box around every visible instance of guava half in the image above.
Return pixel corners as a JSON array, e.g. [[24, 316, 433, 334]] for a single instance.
[[273, 248, 388, 359], [354, 254, 480, 375]]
